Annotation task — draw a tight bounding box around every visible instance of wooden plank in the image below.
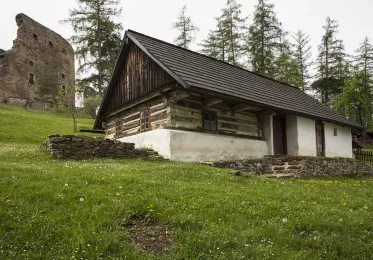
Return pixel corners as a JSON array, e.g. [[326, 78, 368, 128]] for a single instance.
[[204, 98, 223, 106], [233, 103, 259, 112], [151, 108, 168, 117], [106, 89, 164, 117], [168, 90, 190, 103], [122, 111, 140, 122]]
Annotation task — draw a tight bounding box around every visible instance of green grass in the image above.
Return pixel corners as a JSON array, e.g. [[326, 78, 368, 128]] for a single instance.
[[1, 104, 373, 259]]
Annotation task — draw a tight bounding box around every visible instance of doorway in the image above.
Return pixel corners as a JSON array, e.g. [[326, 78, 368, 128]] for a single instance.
[[273, 115, 287, 155], [316, 122, 325, 157]]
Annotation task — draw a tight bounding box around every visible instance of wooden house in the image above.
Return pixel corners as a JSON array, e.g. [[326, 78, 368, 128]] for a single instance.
[[94, 30, 360, 162]]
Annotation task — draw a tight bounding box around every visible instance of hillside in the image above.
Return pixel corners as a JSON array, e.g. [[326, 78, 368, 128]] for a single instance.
[[1, 104, 373, 259]]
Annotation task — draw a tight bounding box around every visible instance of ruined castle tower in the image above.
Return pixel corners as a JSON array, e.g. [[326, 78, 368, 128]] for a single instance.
[[0, 13, 75, 108]]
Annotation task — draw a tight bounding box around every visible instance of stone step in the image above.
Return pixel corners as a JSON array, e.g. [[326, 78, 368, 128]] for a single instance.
[[265, 174, 296, 179]]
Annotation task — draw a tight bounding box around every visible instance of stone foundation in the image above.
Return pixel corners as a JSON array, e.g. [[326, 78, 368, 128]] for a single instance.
[[42, 135, 165, 160], [209, 156, 373, 178]]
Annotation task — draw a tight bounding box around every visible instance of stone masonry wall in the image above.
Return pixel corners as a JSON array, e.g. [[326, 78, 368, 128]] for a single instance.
[[210, 156, 373, 178], [0, 13, 75, 108], [42, 135, 164, 160]]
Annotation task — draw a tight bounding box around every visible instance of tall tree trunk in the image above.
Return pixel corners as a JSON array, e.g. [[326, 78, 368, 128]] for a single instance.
[[97, 3, 103, 96]]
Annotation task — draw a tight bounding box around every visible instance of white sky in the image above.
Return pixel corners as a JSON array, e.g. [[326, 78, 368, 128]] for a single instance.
[[1, 0, 373, 65]]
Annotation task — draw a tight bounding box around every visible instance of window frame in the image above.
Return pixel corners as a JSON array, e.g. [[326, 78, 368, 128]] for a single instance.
[[29, 73, 35, 84], [202, 110, 218, 133], [140, 108, 151, 133], [333, 128, 338, 137]]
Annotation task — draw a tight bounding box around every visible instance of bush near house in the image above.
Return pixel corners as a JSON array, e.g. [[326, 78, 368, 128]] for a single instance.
[[1, 104, 373, 259]]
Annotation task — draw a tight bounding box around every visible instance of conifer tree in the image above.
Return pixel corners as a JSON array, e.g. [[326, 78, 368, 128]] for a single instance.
[[292, 30, 313, 91], [63, 0, 123, 96], [355, 37, 373, 77], [172, 5, 199, 49], [246, 0, 284, 76], [200, 21, 228, 62], [274, 51, 303, 87], [216, 0, 247, 66], [200, 30, 222, 60], [332, 69, 373, 129], [312, 17, 346, 104]]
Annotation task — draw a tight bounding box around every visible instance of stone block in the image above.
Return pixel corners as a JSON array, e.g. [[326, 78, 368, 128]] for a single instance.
[[287, 165, 302, 170]]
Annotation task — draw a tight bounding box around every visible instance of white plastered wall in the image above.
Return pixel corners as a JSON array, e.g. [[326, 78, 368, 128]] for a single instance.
[[119, 129, 268, 162], [297, 116, 317, 156], [169, 130, 268, 162], [259, 114, 274, 156], [118, 129, 172, 159], [324, 122, 353, 158], [286, 115, 317, 156]]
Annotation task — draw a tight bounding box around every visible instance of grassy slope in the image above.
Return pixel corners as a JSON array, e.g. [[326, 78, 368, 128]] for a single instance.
[[1, 104, 373, 259]]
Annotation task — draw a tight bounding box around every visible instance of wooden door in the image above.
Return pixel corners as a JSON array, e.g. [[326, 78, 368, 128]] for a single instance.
[[273, 115, 287, 155], [316, 122, 325, 157]]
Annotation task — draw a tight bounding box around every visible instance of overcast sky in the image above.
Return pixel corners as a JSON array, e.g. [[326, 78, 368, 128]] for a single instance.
[[1, 0, 373, 64]]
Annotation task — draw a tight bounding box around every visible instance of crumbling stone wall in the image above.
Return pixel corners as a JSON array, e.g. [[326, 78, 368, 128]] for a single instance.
[[0, 13, 75, 108], [42, 135, 165, 160], [209, 156, 373, 178]]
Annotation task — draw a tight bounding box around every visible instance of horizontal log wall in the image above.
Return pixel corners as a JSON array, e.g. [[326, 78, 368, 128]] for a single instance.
[[106, 96, 170, 139], [170, 95, 262, 138]]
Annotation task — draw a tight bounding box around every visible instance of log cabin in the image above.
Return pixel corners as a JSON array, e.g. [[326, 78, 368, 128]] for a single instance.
[[94, 30, 360, 162]]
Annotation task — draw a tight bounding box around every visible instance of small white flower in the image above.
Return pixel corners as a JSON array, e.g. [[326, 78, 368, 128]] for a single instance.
[[64, 184, 68, 187], [282, 218, 288, 223], [79, 198, 84, 202]]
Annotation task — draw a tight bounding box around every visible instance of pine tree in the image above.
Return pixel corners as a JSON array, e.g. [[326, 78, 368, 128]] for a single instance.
[[274, 51, 303, 87], [332, 69, 373, 129], [200, 21, 228, 62], [312, 17, 346, 104], [62, 0, 123, 96], [355, 37, 373, 77], [172, 5, 199, 49], [247, 0, 284, 77], [292, 30, 313, 91], [200, 30, 221, 60], [216, 0, 247, 66]]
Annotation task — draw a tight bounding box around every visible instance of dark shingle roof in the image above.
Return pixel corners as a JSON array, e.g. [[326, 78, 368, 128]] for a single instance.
[[100, 29, 359, 129]]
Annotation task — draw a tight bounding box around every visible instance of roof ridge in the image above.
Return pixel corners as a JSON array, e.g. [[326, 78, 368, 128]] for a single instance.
[[127, 29, 301, 91]]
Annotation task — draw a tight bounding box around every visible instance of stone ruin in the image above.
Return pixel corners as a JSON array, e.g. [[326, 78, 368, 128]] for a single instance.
[[0, 13, 75, 108]]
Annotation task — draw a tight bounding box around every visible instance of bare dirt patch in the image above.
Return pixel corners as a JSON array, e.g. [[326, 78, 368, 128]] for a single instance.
[[124, 215, 173, 254]]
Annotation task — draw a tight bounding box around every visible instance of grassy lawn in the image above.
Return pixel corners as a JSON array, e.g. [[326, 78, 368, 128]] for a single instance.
[[1, 104, 373, 259]]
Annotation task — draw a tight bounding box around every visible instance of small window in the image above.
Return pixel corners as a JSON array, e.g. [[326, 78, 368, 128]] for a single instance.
[[61, 73, 65, 79], [33, 34, 38, 40], [29, 61, 34, 66], [62, 49, 67, 54], [115, 119, 122, 137], [140, 109, 150, 132], [29, 73, 35, 84], [49, 41, 54, 48], [334, 128, 338, 136], [203, 111, 217, 131]]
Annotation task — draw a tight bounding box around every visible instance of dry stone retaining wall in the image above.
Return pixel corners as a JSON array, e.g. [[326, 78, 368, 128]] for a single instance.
[[42, 135, 164, 160], [210, 156, 373, 178]]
